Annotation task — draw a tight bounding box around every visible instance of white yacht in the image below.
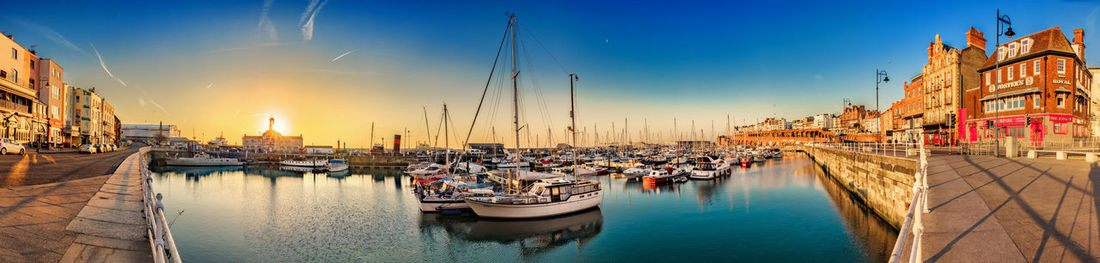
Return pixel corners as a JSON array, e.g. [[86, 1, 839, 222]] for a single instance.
[[165, 152, 243, 167], [465, 177, 602, 218], [689, 156, 730, 180]]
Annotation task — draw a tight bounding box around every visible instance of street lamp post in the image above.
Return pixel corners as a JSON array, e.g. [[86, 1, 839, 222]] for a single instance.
[[876, 69, 890, 115], [993, 9, 1016, 157]]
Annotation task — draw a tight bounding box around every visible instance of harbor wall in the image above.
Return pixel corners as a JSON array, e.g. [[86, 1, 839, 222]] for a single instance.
[[786, 146, 917, 229], [148, 148, 414, 167]]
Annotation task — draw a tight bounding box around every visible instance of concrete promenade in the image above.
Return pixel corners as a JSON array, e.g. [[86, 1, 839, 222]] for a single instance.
[[912, 155, 1098, 262], [0, 149, 151, 262]]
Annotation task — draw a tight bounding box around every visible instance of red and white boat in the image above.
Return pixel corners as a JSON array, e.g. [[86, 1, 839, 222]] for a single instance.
[[643, 167, 688, 184]]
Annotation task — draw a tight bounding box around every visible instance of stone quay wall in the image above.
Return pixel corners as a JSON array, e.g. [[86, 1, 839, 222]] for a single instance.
[[787, 146, 917, 228]]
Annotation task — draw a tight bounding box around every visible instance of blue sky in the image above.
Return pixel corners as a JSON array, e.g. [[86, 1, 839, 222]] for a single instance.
[[1, 0, 1098, 146]]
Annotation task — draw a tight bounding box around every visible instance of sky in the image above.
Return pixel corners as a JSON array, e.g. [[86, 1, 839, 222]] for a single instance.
[[1, 0, 1099, 148]]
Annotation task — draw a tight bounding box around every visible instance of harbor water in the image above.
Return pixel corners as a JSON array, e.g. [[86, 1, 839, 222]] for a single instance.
[[151, 154, 897, 262]]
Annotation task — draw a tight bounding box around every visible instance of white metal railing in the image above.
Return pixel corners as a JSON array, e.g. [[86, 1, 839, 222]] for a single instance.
[[140, 148, 182, 262], [810, 141, 922, 158], [889, 142, 929, 263]]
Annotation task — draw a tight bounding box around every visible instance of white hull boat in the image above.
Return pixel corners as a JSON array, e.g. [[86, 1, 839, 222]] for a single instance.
[[465, 190, 602, 218], [465, 178, 602, 219], [281, 159, 328, 167]]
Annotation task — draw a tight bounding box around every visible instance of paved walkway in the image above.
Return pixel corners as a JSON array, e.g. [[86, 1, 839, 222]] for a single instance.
[[0, 149, 151, 262], [914, 155, 1098, 262]]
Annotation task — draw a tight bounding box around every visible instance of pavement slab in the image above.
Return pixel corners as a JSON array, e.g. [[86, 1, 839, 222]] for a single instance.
[[913, 155, 1100, 263]]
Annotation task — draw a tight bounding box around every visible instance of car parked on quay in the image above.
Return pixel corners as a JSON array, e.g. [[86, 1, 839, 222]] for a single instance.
[[0, 138, 25, 155]]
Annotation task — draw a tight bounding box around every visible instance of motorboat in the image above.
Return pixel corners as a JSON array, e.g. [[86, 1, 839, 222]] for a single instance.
[[465, 177, 603, 219], [408, 163, 447, 177], [165, 152, 244, 167], [689, 156, 730, 180], [327, 159, 349, 172], [643, 167, 685, 184], [415, 178, 494, 212], [621, 166, 651, 178]]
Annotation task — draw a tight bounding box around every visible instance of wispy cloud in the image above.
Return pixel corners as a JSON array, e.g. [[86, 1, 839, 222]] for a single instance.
[[206, 83, 214, 89], [140, 96, 167, 113], [258, 0, 278, 41], [814, 74, 824, 80], [300, 0, 328, 41], [91, 44, 127, 88], [299, 0, 322, 26], [6, 18, 86, 55], [330, 49, 357, 62]]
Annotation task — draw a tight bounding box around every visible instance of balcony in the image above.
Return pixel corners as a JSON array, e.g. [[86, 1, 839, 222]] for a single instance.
[[0, 75, 37, 99], [0, 99, 29, 114]]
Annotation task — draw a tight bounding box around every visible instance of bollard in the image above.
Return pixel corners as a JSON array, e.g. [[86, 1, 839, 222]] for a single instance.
[[1027, 150, 1036, 159], [1056, 151, 1066, 160]]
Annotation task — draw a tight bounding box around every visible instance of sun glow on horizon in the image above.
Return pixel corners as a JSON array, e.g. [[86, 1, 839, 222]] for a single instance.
[[256, 115, 291, 135]]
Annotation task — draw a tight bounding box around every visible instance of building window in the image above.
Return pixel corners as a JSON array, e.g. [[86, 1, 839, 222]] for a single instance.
[[1054, 123, 1067, 134], [1008, 43, 1018, 57], [985, 72, 990, 85], [1057, 94, 1065, 108], [1033, 94, 1040, 108], [1019, 64, 1025, 78], [997, 69, 1002, 83], [1021, 38, 1032, 53], [1057, 59, 1065, 74], [1034, 60, 1040, 74], [10, 48, 15, 59], [29, 60, 34, 70], [1008, 67, 1014, 80]]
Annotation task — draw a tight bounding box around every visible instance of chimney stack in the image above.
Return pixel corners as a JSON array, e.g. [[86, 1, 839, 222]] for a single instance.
[[1072, 28, 1085, 63], [966, 27, 987, 51]]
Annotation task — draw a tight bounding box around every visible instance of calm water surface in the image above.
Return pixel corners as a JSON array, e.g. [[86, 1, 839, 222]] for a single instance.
[[151, 154, 897, 262]]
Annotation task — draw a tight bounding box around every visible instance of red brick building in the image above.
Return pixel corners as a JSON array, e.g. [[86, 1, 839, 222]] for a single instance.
[[962, 27, 1092, 146], [892, 76, 924, 143]]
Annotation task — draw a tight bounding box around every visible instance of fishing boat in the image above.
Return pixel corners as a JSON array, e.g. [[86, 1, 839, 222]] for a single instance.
[[164, 152, 243, 167]]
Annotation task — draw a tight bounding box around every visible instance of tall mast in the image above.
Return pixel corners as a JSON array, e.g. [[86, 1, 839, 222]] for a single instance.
[[509, 14, 521, 189], [443, 103, 450, 174], [569, 73, 578, 179]]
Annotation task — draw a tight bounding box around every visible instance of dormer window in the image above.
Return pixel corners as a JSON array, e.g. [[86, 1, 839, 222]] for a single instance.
[[1008, 43, 1018, 58], [998, 46, 1007, 61], [1020, 38, 1033, 54]]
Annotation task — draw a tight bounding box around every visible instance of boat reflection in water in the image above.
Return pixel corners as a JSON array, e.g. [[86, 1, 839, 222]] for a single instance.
[[420, 208, 603, 257], [150, 166, 243, 180]]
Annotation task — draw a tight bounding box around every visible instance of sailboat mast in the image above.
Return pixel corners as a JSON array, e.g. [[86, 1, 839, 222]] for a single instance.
[[569, 73, 578, 179], [444, 104, 450, 174], [509, 14, 520, 194]]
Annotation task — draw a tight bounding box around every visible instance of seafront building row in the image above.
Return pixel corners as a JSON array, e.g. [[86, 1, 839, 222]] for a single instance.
[[0, 33, 120, 147], [725, 25, 1095, 147]]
